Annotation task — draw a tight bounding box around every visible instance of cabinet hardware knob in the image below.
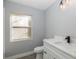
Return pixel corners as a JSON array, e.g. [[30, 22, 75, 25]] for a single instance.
[[43, 51, 47, 54]]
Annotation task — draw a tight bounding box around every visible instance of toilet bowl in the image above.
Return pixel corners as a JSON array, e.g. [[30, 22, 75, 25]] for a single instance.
[[34, 46, 44, 59]]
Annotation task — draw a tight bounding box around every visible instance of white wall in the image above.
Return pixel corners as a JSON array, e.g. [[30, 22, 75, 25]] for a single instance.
[[4, 1, 45, 57], [45, 0, 76, 38]]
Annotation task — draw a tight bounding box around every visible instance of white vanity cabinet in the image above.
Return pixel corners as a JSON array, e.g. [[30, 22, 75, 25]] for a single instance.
[[43, 47, 62, 59], [43, 41, 76, 59]]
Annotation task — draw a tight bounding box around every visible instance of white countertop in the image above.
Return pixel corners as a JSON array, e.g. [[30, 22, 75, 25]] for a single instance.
[[43, 39, 76, 58]]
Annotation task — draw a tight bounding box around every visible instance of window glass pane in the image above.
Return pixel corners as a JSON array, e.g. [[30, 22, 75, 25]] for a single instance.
[[10, 14, 31, 27], [10, 14, 32, 41], [12, 28, 29, 39]]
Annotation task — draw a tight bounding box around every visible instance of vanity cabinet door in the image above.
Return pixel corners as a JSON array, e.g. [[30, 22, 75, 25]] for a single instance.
[[43, 47, 61, 59], [43, 50, 49, 59]]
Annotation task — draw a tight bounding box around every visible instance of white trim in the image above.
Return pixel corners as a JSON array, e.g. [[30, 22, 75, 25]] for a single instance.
[[5, 50, 34, 59]]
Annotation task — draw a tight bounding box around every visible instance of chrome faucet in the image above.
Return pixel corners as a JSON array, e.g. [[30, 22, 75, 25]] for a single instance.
[[65, 36, 70, 43]]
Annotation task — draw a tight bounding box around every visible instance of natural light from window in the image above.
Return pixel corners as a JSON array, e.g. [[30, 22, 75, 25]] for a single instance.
[[10, 14, 32, 42]]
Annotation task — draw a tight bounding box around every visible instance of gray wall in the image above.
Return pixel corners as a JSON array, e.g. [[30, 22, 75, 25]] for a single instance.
[[45, 0, 76, 38], [4, 1, 45, 57]]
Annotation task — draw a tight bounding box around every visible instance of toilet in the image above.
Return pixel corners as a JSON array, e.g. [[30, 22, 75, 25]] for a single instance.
[[34, 46, 44, 59]]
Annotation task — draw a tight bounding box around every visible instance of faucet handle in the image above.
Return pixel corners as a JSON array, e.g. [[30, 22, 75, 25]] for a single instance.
[[65, 36, 70, 39]]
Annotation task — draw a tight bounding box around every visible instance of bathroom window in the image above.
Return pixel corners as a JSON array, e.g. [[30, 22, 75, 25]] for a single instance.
[[10, 14, 32, 42]]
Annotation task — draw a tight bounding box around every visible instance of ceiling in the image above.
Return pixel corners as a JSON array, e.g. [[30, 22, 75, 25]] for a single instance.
[[7, 0, 56, 10]]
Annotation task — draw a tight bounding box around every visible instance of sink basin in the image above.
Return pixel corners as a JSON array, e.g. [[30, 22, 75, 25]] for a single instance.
[[54, 41, 76, 47], [54, 41, 76, 53]]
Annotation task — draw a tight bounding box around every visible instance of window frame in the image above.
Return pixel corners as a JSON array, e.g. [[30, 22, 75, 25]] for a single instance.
[[10, 13, 32, 42]]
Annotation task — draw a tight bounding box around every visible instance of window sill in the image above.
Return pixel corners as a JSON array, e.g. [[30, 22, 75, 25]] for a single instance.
[[10, 38, 31, 42]]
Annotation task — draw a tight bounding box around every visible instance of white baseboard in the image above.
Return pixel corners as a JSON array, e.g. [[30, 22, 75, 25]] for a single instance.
[[5, 50, 34, 59]]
